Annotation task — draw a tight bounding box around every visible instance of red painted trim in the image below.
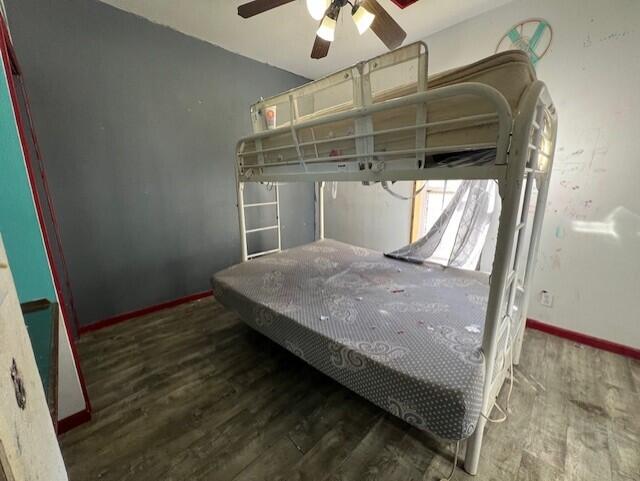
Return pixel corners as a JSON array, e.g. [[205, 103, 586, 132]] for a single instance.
[[57, 408, 91, 435], [0, 14, 92, 413], [390, 0, 419, 9], [79, 290, 213, 335], [526, 318, 640, 360]]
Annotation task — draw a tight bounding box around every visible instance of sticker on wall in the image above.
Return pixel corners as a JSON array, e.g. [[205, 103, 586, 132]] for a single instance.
[[496, 18, 552, 67], [264, 106, 277, 130]]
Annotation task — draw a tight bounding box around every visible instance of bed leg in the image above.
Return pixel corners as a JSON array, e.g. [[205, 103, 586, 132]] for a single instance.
[[513, 324, 526, 366], [464, 417, 486, 475]]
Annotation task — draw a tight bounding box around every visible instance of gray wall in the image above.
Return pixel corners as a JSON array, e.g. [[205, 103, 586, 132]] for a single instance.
[[5, 0, 314, 328]]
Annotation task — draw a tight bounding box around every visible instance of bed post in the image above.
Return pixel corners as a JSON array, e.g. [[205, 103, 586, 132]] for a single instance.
[[318, 181, 325, 240], [464, 102, 528, 476], [464, 156, 525, 475], [237, 181, 248, 262], [464, 81, 555, 474], [512, 168, 551, 364], [513, 88, 557, 365]]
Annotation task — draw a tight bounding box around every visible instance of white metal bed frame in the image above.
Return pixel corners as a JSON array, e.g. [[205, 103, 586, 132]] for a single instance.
[[232, 42, 557, 475]]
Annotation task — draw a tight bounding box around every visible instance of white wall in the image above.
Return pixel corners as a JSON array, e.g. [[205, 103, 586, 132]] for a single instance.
[[325, 181, 413, 252], [57, 309, 87, 420], [328, 0, 640, 349]]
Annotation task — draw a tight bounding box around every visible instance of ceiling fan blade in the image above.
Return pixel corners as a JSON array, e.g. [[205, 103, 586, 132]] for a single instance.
[[311, 35, 331, 59], [362, 0, 407, 50], [237, 0, 296, 18]]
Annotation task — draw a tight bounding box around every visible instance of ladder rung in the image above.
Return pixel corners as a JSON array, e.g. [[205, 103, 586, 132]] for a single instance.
[[246, 225, 279, 234], [244, 201, 277, 208], [506, 269, 516, 288], [516, 222, 526, 230], [247, 248, 280, 259]]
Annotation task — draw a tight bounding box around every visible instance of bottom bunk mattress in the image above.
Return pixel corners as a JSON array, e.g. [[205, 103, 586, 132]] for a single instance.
[[211, 239, 488, 440]]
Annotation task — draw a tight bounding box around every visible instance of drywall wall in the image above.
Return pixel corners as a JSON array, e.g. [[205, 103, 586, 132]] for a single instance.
[[328, 0, 640, 348], [325, 182, 413, 253], [5, 0, 314, 328], [56, 308, 86, 420]]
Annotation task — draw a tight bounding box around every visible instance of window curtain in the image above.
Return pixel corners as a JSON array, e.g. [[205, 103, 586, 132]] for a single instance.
[[385, 180, 497, 270]]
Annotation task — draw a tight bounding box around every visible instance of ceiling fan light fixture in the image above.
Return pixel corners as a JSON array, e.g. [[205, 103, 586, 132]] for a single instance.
[[351, 4, 375, 35], [317, 14, 337, 42], [306, 0, 331, 21]]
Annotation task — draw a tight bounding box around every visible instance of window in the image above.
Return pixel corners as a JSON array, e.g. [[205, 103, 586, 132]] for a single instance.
[[409, 180, 498, 269]]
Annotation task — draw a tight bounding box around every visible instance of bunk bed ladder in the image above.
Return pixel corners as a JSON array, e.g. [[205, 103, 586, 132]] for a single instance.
[[238, 182, 282, 262], [502, 101, 547, 344]]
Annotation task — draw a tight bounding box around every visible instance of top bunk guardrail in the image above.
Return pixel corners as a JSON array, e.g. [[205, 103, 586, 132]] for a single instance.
[[235, 42, 538, 183]]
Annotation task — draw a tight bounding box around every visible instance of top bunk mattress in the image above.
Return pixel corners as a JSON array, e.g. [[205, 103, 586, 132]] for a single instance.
[[212, 239, 490, 440], [241, 50, 536, 168]]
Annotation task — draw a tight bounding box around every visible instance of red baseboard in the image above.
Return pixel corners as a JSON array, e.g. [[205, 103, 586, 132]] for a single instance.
[[526, 318, 640, 360], [57, 408, 91, 435], [78, 290, 213, 335]]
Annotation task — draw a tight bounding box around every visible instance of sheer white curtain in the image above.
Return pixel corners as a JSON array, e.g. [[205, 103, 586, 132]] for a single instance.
[[386, 180, 498, 270]]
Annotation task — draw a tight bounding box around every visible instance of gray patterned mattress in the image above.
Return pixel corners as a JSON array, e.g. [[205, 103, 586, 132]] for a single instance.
[[211, 239, 488, 440]]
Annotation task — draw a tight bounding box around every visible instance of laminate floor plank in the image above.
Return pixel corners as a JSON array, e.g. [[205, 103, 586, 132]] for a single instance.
[[60, 297, 639, 481]]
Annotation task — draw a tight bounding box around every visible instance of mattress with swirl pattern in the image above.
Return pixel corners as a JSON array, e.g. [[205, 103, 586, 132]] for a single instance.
[[211, 239, 488, 440]]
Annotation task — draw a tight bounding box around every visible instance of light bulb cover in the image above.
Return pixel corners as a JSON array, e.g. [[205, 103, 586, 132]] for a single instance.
[[317, 15, 337, 42], [351, 4, 375, 35], [306, 0, 331, 21]]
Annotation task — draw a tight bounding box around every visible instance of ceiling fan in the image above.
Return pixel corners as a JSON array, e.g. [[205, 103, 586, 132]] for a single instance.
[[237, 0, 407, 59]]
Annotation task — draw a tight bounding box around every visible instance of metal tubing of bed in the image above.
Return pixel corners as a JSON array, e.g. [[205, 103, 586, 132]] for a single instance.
[[237, 113, 499, 158], [237, 84, 511, 146], [513, 92, 557, 365], [318, 181, 325, 240], [243, 143, 499, 168], [463, 80, 555, 475], [506, 103, 544, 345], [275, 183, 282, 251], [237, 181, 248, 262], [235, 82, 513, 183], [245, 164, 508, 184]]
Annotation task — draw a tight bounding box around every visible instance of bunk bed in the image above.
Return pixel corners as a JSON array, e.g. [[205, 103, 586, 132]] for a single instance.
[[211, 42, 557, 476]]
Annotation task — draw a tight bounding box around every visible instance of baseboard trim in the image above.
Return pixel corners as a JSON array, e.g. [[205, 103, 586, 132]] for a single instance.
[[78, 290, 213, 335], [526, 318, 640, 360], [57, 408, 91, 435]]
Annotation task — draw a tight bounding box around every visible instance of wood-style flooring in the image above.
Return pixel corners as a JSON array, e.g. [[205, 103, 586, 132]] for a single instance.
[[61, 297, 640, 481]]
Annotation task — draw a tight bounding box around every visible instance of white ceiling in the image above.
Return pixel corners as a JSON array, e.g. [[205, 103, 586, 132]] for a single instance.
[[99, 0, 513, 79]]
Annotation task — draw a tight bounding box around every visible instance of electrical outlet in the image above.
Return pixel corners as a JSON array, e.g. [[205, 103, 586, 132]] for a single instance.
[[540, 290, 553, 307]]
